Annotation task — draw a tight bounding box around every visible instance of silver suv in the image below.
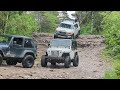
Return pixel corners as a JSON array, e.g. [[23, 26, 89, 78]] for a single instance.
[[41, 39, 79, 68], [54, 19, 80, 39]]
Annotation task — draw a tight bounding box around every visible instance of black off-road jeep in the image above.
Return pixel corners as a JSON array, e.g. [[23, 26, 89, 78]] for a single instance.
[[0, 35, 37, 68]]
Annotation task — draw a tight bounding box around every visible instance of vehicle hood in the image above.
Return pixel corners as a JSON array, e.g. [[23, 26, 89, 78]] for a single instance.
[[56, 27, 74, 33], [0, 43, 9, 49], [47, 47, 71, 53]]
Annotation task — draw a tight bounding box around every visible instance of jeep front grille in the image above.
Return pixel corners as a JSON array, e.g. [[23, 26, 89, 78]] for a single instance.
[[51, 51, 59, 57], [59, 31, 66, 35]]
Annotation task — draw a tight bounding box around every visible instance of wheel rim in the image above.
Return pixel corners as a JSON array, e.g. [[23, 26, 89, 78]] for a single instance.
[[26, 58, 33, 67]]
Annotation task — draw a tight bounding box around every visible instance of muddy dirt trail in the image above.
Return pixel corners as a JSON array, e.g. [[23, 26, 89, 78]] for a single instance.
[[0, 34, 112, 79]]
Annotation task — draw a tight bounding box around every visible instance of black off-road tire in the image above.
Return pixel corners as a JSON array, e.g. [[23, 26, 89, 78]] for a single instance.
[[64, 56, 71, 68], [73, 54, 79, 67], [0, 54, 3, 66], [6, 60, 17, 65], [41, 55, 47, 67], [22, 55, 34, 68]]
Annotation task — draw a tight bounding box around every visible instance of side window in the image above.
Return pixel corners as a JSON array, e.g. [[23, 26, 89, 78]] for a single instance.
[[72, 41, 77, 50], [24, 39, 33, 48], [74, 24, 78, 29], [13, 37, 23, 46]]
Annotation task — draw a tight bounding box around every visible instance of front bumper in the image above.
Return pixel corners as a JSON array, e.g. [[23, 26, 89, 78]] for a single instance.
[[45, 56, 65, 63], [54, 32, 72, 39]]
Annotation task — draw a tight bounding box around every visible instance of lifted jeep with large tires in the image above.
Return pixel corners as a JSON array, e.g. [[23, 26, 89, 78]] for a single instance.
[[0, 35, 37, 68], [41, 39, 79, 68]]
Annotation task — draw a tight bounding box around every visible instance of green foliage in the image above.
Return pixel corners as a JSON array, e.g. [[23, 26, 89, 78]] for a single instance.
[[102, 11, 120, 79], [40, 11, 59, 33], [104, 60, 120, 79], [6, 13, 38, 37], [81, 23, 91, 35], [75, 11, 103, 35], [102, 11, 120, 58], [0, 11, 25, 34], [104, 70, 118, 79], [32, 11, 59, 33]]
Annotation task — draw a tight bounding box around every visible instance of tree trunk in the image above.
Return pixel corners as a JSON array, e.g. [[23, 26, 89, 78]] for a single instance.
[[38, 12, 41, 32], [3, 13, 9, 35]]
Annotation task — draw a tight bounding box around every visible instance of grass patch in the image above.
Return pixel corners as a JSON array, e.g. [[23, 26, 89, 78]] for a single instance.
[[104, 70, 118, 79], [81, 24, 91, 35], [102, 49, 120, 79]]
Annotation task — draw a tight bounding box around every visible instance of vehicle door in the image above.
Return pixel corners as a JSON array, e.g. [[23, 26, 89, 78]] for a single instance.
[[9, 37, 24, 58], [24, 39, 36, 53]]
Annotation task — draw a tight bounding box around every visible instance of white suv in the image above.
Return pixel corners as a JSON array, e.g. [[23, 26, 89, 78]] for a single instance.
[[54, 19, 80, 39], [41, 39, 79, 68]]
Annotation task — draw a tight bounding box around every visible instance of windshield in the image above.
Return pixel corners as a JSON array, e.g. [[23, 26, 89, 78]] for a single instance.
[[59, 23, 73, 29], [0, 35, 12, 44], [50, 39, 71, 48]]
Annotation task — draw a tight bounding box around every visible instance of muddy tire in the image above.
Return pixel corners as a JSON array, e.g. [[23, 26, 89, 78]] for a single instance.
[[0, 54, 3, 66], [22, 55, 34, 68], [6, 60, 17, 65], [64, 56, 71, 68], [41, 55, 47, 67], [73, 54, 79, 67]]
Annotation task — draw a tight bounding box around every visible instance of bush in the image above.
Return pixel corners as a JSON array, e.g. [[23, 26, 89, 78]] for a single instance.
[[102, 11, 120, 58], [6, 13, 38, 37], [102, 12, 120, 79], [81, 23, 91, 35], [105, 61, 120, 79], [40, 12, 59, 33], [104, 70, 118, 79]]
